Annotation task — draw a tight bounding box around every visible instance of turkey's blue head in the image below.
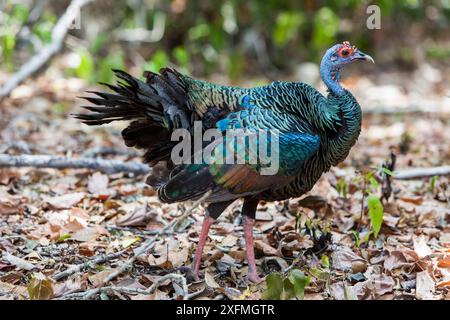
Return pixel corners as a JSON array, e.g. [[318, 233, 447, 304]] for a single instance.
[[320, 41, 374, 95]]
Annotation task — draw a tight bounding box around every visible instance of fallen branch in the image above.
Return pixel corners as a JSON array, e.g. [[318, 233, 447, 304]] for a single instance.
[[381, 151, 396, 201], [58, 273, 188, 300], [0, 154, 150, 175], [101, 190, 212, 285], [2, 154, 449, 182], [394, 166, 450, 180], [52, 250, 126, 281], [0, 0, 94, 99], [363, 106, 450, 116], [82, 146, 138, 158]]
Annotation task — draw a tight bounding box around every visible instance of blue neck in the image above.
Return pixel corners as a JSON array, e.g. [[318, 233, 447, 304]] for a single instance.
[[320, 59, 344, 96]]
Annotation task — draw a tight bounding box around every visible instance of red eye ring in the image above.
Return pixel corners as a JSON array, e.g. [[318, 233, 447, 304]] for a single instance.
[[338, 41, 358, 58], [338, 47, 353, 58]]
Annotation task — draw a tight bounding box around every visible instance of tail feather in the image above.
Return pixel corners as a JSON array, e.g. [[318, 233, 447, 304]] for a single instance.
[[75, 69, 188, 127], [73, 68, 191, 165], [158, 165, 215, 203]]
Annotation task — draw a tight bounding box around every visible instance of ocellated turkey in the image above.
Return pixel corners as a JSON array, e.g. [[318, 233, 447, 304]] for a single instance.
[[75, 41, 374, 283]]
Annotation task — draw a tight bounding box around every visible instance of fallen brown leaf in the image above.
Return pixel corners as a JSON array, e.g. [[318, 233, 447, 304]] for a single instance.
[[413, 235, 432, 259], [87, 172, 109, 196], [331, 246, 366, 271], [254, 240, 278, 256], [416, 271, 436, 300], [116, 203, 158, 227], [44, 192, 85, 210]]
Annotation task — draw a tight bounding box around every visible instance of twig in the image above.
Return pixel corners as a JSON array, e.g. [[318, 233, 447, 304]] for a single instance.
[[82, 146, 138, 158], [0, 0, 94, 99], [103, 225, 172, 236], [0, 154, 150, 175], [394, 166, 450, 180], [52, 250, 126, 281], [101, 190, 212, 285], [359, 178, 367, 224], [381, 151, 396, 202], [0, 141, 33, 154], [363, 106, 450, 116], [58, 273, 188, 300]]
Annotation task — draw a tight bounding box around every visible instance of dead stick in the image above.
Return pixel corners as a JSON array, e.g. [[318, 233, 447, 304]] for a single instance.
[[52, 250, 126, 281], [0, 0, 94, 98], [101, 190, 212, 285], [394, 166, 450, 180], [0, 154, 150, 175], [58, 273, 188, 300]]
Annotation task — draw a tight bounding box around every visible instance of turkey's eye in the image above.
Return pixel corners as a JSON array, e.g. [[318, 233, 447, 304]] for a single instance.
[[341, 49, 350, 57]]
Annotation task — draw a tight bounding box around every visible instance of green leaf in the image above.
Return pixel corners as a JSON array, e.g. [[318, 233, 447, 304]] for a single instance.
[[273, 11, 304, 47], [429, 176, 437, 193], [368, 176, 379, 190], [312, 7, 338, 49], [262, 272, 284, 300], [144, 50, 169, 73], [121, 236, 141, 249], [57, 233, 71, 242], [282, 277, 295, 300], [227, 51, 243, 80], [363, 230, 373, 243], [98, 52, 124, 83], [73, 49, 95, 83], [309, 267, 330, 281], [321, 255, 329, 268], [53, 102, 66, 114], [173, 46, 189, 69], [380, 167, 394, 176], [28, 273, 54, 300], [336, 178, 348, 198], [367, 194, 384, 238], [2, 33, 16, 67], [33, 20, 54, 43], [188, 23, 210, 40], [90, 33, 109, 54], [12, 4, 30, 23], [288, 269, 310, 300], [352, 230, 361, 247]]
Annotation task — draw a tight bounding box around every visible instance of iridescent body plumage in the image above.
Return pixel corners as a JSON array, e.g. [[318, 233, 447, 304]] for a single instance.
[[75, 42, 374, 282]]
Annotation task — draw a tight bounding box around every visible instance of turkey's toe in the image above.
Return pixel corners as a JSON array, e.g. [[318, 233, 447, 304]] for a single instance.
[[247, 273, 264, 284], [190, 268, 203, 282]]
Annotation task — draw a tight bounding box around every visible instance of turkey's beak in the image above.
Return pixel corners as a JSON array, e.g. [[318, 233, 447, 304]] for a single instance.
[[353, 51, 375, 64]]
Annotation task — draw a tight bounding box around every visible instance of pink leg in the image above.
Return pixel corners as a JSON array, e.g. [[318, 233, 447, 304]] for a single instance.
[[192, 215, 215, 281], [243, 215, 263, 283]]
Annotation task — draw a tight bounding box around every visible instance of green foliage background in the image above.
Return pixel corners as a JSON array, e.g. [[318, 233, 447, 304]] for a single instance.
[[1, 0, 450, 83]]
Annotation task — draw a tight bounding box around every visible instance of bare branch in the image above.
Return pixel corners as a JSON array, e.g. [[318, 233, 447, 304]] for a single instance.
[[58, 273, 188, 300], [0, 154, 150, 175], [52, 250, 126, 281], [394, 166, 450, 180], [0, 0, 94, 99]]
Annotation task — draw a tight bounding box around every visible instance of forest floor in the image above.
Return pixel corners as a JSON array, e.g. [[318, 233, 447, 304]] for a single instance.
[[0, 68, 449, 300]]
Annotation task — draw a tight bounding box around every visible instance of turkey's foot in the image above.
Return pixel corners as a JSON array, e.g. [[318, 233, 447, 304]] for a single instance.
[[247, 272, 264, 284], [191, 268, 203, 282]]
